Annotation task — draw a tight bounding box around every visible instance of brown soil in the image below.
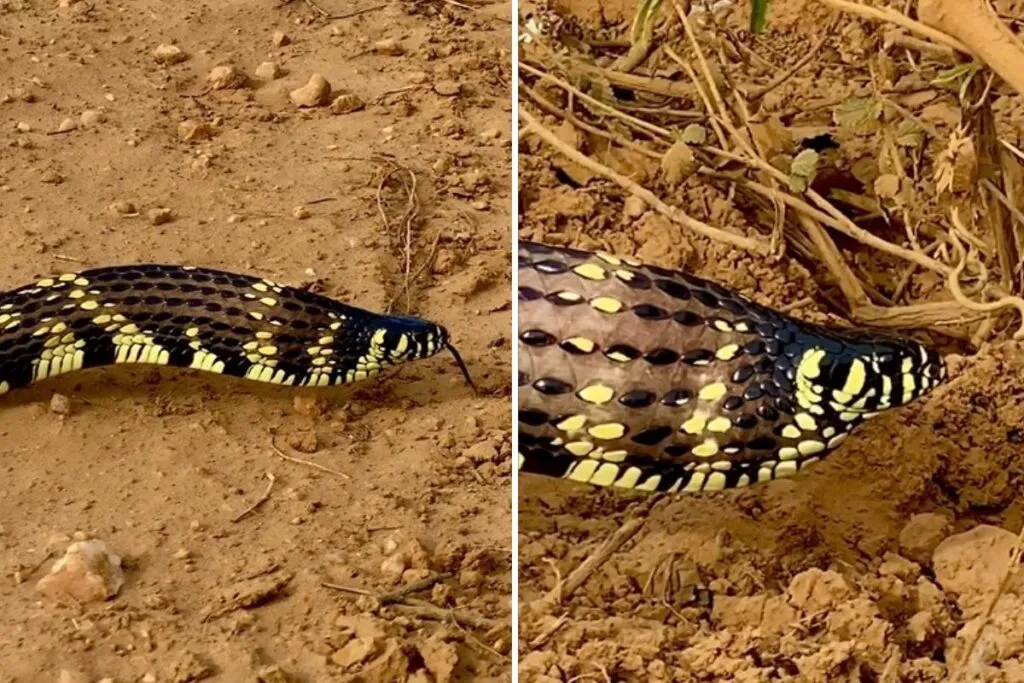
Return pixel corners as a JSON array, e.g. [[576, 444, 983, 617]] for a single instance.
[[0, 1, 512, 682], [518, 1, 1024, 681]]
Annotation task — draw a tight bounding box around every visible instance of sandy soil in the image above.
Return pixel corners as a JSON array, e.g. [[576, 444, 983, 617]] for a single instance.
[[518, 1, 1024, 681], [0, 1, 512, 681]]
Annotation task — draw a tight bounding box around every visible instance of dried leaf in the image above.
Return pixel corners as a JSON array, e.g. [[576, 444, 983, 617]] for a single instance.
[[874, 173, 900, 198], [680, 124, 707, 145], [834, 97, 882, 135], [895, 120, 924, 147], [788, 149, 819, 193], [661, 140, 697, 185]]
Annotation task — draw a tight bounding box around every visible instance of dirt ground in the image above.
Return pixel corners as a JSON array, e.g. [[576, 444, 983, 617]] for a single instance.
[[518, 0, 1024, 681], [0, 1, 512, 681]]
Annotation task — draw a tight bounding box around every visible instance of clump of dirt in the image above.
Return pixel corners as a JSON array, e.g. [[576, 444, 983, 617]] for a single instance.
[[518, 0, 1024, 680], [0, 1, 511, 681]]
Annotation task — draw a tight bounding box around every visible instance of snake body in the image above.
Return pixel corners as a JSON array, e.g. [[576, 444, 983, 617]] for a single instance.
[[0, 264, 470, 396], [518, 240, 947, 494]]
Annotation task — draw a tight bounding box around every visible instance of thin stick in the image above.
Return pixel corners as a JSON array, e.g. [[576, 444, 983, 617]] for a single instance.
[[549, 518, 647, 602], [327, 3, 385, 20], [528, 613, 569, 648], [378, 572, 453, 606], [270, 440, 351, 479], [232, 472, 276, 523], [321, 582, 373, 595], [519, 108, 768, 253], [817, 0, 973, 56], [388, 598, 504, 632]]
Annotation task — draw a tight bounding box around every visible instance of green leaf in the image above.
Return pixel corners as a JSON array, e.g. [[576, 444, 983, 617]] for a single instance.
[[895, 120, 924, 147], [751, 0, 770, 34], [833, 97, 882, 135], [680, 123, 707, 145], [788, 149, 818, 193]]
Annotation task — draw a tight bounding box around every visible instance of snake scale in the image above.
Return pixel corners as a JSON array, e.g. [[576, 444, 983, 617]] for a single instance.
[[0, 264, 472, 397], [518, 240, 947, 494]]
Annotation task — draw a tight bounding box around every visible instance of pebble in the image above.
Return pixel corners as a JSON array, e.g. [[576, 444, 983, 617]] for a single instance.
[[148, 208, 174, 226], [36, 539, 125, 604], [57, 118, 77, 133], [479, 128, 500, 141], [49, 393, 71, 416], [374, 38, 404, 55], [623, 194, 647, 219], [152, 43, 189, 65], [292, 395, 326, 418], [292, 205, 311, 219], [899, 512, 951, 565], [255, 61, 283, 81], [178, 120, 213, 142], [40, 170, 64, 185], [380, 552, 409, 582], [330, 93, 365, 115], [408, 71, 429, 84], [787, 568, 850, 612], [80, 110, 105, 127], [109, 199, 137, 215], [463, 440, 498, 464], [208, 64, 246, 90], [272, 30, 291, 47], [330, 637, 377, 669], [289, 74, 331, 108], [433, 80, 460, 96], [226, 213, 244, 224], [16, 122, 31, 133]]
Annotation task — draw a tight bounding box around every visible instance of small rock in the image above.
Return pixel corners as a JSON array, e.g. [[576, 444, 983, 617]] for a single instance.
[[36, 539, 124, 603], [292, 395, 327, 418], [226, 213, 244, 224], [879, 552, 920, 582], [408, 71, 429, 84], [433, 80, 460, 97], [374, 38, 404, 55], [256, 665, 292, 683], [40, 170, 64, 185], [463, 440, 498, 464], [148, 208, 174, 226], [109, 200, 137, 215], [329, 93, 365, 115], [170, 651, 214, 682], [906, 610, 933, 642], [289, 74, 331, 108], [272, 31, 291, 47], [382, 538, 399, 555], [623, 194, 647, 219], [178, 120, 213, 142], [11, 87, 36, 102], [788, 568, 850, 612], [255, 61, 284, 81], [458, 569, 483, 588], [57, 118, 77, 133], [49, 393, 71, 416], [433, 155, 453, 174], [479, 128, 500, 141], [16, 122, 32, 133], [380, 553, 409, 582], [287, 430, 319, 454], [208, 64, 246, 90], [932, 525, 1023, 618], [80, 110, 105, 127], [417, 637, 459, 683], [292, 205, 311, 219], [331, 637, 377, 669], [57, 670, 89, 683], [899, 513, 952, 565], [153, 44, 189, 65]]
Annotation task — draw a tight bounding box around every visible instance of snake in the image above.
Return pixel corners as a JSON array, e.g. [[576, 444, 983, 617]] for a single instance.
[[518, 240, 948, 494], [0, 263, 474, 398]]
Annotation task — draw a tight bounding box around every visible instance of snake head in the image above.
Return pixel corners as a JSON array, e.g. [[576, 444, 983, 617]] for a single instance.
[[380, 316, 476, 391], [794, 334, 947, 420]]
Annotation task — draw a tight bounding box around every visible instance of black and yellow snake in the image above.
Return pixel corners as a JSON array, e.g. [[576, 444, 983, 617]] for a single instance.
[[518, 240, 947, 494], [0, 264, 473, 397]]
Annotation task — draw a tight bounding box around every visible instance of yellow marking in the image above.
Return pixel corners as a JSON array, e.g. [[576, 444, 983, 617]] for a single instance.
[[588, 422, 625, 440], [307, 346, 321, 356], [572, 263, 607, 281], [319, 336, 335, 345], [394, 334, 409, 356], [590, 296, 623, 314], [781, 425, 801, 439], [681, 411, 708, 434], [252, 282, 269, 292], [606, 351, 632, 363], [92, 314, 112, 325], [614, 269, 635, 282], [37, 278, 55, 287], [80, 300, 99, 311], [692, 439, 719, 458], [902, 356, 913, 373], [556, 291, 581, 303], [706, 417, 731, 433], [735, 322, 750, 332], [698, 382, 727, 402], [704, 472, 727, 491], [779, 447, 799, 461], [798, 348, 827, 379], [595, 251, 622, 266], [715, 344, 739, 361], [602, 450, 627, 463], [839, 411, 859, 422], [51, 322, 67, 334], [58, 273, 76, 282], [67, 289, 85, 299], [613, 467, 643, 489], [577, 384, 614, 405], [33, 326, 51, 337], [565, 441, 594, 457], [561, 336, 592, 352], [5, 320, 21, 331], [798, 440, 826, 456], [259, 297, 277, 307], [74, 278, 89, 286], [682, 472, 706, 493], [254, 330, 273, 340], [801, 457, 821, 470], [330, 321, 343, 331], [775, 461, 798, 478], [827, 434, 847, 449], [555, 414, 587, 432], [758, 467, 774, 483], [567, 459, 599, 483], [248, 311, 264, 321], [636, 475, 661, 492], [243, 341, 259, 352], [590, 463, 620, 487], [0, 381, 9, 394], [842, 359, 867, 395], [667, 478, 684, 494], [258, 346, 278, 356], [712, 319, 732, 332], [711, 461, 732, 471], [832, 390, 853, 404], [794, 413, 817, 431], [121, 323, 140, 334], [736, 474, 751, 487]]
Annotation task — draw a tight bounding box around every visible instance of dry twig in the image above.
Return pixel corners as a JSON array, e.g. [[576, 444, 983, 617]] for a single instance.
[[232, 472, 277, 523]]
